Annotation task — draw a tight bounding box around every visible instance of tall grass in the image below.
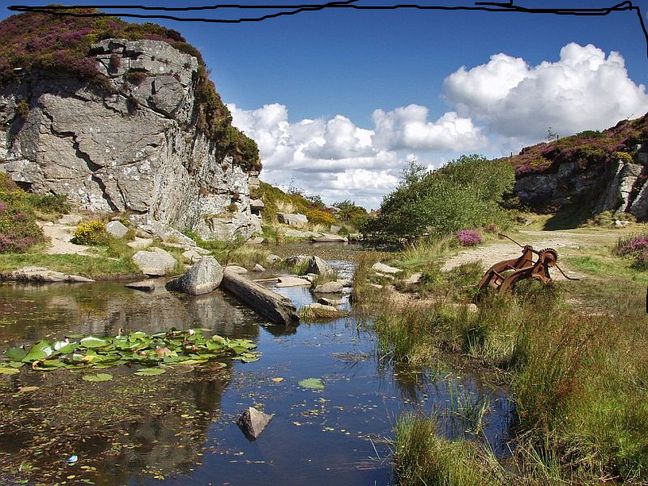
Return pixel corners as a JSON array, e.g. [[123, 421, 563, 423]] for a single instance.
[[394, 414, 505, 485], [355, 241, 648, 482]]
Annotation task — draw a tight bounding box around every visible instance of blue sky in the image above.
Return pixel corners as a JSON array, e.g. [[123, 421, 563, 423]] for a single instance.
[[2, 1, 648, 207]]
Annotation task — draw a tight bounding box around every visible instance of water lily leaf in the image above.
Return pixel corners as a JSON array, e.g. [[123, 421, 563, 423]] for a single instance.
[[299, 378, 325, 390], [135, 368, 166, 376], [8, 361, 24, 368], [82, 373, 113, 382], [23, 341, 53, 362], [42, 359, 65, 368], [80, 337, 108, 349], [272, 377, 284, 383], [239, 353, 260, 363], [0, 366, 19, 375], [5, 347, 26, 361]]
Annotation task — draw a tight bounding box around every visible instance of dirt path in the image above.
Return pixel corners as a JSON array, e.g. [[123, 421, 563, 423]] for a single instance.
[[38, 215, 93, 256], [441, 229, 613, 281]]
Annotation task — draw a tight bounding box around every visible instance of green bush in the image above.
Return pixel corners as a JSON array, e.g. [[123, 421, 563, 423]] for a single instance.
[[366, 155, 515, 239], [72, 220, 108, 245]]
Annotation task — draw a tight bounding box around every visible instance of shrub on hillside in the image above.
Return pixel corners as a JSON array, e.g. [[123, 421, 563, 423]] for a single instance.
[[365, 155, 515, 240], [72, 220, 108, 245], [333, 200, 368, 229], [305, 208, 336, 227], [0, 199, 44, 253]]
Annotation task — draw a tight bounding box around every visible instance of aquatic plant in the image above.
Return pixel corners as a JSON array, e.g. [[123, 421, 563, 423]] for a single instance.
[[0, 328, 259, 375]]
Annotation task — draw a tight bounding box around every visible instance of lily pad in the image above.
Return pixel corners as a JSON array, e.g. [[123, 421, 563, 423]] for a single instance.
[[298, 378, 325, 390], [22, 341, 53, 362], [82, 373, 113, 382], [80, 336, 108, 349], [135, 368, 166, 376], [5, 346, 26, 361]]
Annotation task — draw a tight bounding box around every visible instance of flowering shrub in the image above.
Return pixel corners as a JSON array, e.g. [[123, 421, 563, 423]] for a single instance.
[[615, 234, 648, 256], [72, 220, 108, 246], [456, 229, 482, 246], [0, 200, 44, 253], [306, 209, 336, 227], [614, 233, 648, 271]]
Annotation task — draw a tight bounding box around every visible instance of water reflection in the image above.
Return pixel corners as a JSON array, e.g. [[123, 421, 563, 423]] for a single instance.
[[0, 255, 513, 485]]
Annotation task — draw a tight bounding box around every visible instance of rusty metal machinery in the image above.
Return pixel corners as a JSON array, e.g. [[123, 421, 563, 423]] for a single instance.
[[477, 234, 577, 294]]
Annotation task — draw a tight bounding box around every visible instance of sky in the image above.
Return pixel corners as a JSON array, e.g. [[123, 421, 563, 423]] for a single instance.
[[2, 0, 648, 208]]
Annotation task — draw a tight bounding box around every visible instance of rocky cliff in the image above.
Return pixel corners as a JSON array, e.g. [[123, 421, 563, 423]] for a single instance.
[[509, 114, 648, 220], [0, 11, 261, 240]]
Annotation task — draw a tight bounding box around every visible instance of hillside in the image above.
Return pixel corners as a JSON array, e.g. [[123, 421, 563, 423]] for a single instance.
[[508, 113, 648, 222]]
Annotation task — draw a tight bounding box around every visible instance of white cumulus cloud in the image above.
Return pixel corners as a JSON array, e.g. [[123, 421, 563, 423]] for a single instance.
[[443, 42, 648, 139]]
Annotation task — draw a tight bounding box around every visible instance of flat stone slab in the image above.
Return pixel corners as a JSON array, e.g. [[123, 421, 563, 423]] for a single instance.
[[311, 234, 348, 243], [127, 237, 154, 250], [2, 267, 94, 283], [276, 276, 311, 288], [313, 281, 344, 293], [225, 265, 248, 274], [125, 280, 156, 291]]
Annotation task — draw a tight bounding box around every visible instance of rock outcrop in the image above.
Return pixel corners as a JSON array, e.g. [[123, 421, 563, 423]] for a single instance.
[[509, 115, 648, 220], [166, 256, 223, 295], [0, 36, 261, 240]]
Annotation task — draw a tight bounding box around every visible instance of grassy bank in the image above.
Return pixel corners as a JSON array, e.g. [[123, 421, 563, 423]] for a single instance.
[[0, 253, 140, 279], [354, 230, 648, 483]]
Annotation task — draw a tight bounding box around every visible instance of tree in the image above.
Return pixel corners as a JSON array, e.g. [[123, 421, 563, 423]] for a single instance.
[[365, 154, 515, 239]]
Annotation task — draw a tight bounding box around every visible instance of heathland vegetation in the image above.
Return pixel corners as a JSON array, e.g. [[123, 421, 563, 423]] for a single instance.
[[352, 151, 648, 483]]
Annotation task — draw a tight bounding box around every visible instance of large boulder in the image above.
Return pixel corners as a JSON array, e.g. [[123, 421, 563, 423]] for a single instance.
[[0, 37, 260, 241], [132, 248, 177, 276], [313, 281, 344, 294], [166, 257, 223, 295]]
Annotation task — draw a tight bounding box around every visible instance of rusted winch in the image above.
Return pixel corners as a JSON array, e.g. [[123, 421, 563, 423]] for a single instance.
[[477, 234, 577, 294]]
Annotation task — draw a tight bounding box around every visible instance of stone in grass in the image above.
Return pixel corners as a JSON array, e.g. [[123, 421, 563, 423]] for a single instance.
[[125, 280, 156, 292], [372, 262, 402, 275], [225, 265, 248, 274], [266, 254, 282, 266], [253, 264, 266, 272], [237, 407, 274, 440], [166, 257, 223, 296], [106, 220, 129, 239], [132, 249, 177, 276]]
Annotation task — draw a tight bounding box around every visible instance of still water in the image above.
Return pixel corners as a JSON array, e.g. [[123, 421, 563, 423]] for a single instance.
[[0, 255, 512, 485]]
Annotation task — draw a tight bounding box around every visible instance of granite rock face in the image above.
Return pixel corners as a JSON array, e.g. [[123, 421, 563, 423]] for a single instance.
[[0, 39, 261, 240]]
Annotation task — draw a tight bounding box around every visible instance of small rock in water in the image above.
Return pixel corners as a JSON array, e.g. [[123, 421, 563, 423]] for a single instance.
[[237, 407, 273, 440], [125, 280, 156, 292], [166, 257, 223, 295], [317, 297, 341, 307], [306, 256, 332, 275], [313, 281, 344, 294], [276, 276, 311, 288]]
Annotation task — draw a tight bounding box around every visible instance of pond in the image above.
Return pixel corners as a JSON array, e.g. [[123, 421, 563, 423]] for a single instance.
[[0, 249, 512, 485]]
